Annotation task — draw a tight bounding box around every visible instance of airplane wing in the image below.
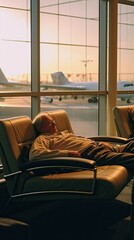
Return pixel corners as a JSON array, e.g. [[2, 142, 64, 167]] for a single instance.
[[0, 81, 30, 87], [0, 69, 86, 90], [41, 83, 86, 90]]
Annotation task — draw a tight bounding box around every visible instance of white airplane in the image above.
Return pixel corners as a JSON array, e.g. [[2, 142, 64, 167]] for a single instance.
[[48, 71, 134, 103], [0, 68, 29, 87], [116, 81, 134, 103], [41, 71, 98, 103], [1, 69, 134, 103]]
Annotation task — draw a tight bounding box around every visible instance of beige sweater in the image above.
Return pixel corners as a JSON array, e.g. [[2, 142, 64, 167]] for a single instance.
[[29, 130, 94, 161]]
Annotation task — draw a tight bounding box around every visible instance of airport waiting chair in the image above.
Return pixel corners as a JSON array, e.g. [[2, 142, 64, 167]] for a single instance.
[[113, 105, 134, 138], [130, 178, 134, 240], [0, 109, 132, 205]]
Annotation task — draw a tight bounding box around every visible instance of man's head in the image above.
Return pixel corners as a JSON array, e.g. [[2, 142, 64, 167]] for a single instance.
[[33, 113, 58, 135]]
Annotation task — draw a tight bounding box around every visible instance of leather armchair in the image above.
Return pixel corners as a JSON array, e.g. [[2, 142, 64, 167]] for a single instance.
[[113, 105, 134, 138], [130, 180, 134, 240], [0, 109, 132, 205], [113, 106, 134, 239]]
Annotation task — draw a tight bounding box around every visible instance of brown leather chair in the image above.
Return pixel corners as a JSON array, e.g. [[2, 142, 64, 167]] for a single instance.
[[113, 105, 134, 138], [113, 106, 134, 239], [130, 179, 134, 240], [0, 109, 132, 204]]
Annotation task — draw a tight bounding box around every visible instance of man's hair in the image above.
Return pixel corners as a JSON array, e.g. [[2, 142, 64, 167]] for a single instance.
[[32, 113, 48, 135]]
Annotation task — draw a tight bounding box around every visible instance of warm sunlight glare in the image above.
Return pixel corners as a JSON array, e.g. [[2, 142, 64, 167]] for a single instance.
[[0, 7, 30, 79]]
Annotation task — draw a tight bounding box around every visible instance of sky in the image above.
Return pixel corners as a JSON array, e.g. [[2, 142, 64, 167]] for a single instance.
[[0, 1, 134, 82]]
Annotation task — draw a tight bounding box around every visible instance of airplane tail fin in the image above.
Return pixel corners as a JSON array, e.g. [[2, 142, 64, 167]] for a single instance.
[[51, 72, 70, 85], [0, 69, 8, 83]]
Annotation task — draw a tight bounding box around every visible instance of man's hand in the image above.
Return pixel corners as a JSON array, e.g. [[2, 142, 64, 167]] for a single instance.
[[68, 151, 81, 157]]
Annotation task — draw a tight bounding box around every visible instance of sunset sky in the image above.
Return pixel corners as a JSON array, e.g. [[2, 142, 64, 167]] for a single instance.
[[1, 1, 134, 82]]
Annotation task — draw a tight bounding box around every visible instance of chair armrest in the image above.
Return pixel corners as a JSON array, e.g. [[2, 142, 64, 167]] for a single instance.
[[20, 158, 97, 195], [89, 136, 131, 144], [20, 157, 96, 173]]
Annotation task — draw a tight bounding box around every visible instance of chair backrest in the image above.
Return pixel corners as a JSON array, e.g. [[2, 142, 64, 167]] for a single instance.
[[0, 110, 73, 176], [0, 116, 36, 175], [113, 105, 134, 138], [45, 110, 73, 133]]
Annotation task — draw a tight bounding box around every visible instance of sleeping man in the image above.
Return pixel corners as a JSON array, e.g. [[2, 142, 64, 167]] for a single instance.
[[29, 113, 134, 174]]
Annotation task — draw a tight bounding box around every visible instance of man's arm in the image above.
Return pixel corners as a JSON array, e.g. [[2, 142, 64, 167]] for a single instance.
[[29, 136, 80, 161]]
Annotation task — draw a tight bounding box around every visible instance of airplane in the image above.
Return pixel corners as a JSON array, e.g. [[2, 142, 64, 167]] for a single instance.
[[46, 71, 134, 103], [41, 71, 98, 103], [116, 81, 134, 103], [0, 68, 29, 87], [1, 68, 134, 104]]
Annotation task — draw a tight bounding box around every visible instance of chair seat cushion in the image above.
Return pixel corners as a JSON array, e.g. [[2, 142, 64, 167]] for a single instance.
[[23, 165, 131, 200]]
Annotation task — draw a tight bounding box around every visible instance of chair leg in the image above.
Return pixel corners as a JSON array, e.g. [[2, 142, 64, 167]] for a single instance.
[[0, 218, 31, 240]]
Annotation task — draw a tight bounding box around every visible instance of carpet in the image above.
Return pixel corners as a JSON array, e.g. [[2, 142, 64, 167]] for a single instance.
[[105, 179, 133, 240]]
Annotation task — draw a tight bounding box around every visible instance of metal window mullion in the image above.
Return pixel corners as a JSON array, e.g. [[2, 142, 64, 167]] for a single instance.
[[31, 0, 40, 119], [107, 0, 118, 136], [99, 0, 107, 135]]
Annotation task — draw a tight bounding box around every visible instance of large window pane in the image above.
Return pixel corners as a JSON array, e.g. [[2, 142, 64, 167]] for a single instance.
[[0, 97, 31, 118], [117, 3, 134, 105], [0, 1, 31, 91], [40, 95, 98, 137], [40, 0, 99, 136]]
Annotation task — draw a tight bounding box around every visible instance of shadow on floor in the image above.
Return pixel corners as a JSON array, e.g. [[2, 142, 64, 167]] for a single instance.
[[1, 180, 133, 240]]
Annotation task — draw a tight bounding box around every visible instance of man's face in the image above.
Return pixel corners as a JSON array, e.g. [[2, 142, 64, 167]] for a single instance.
[[41, 115, 58, 134]]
